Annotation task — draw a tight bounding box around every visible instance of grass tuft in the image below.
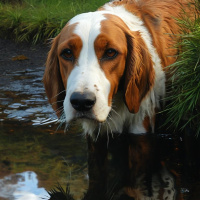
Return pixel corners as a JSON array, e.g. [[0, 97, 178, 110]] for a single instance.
[[44, 183, 74, 200], [164, 1, 200, 135], [0, 0, 108, 43]]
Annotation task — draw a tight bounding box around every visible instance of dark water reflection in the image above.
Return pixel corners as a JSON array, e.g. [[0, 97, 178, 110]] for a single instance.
[[0, 68, 88, 199], [0, 68, 200, 200], [0, 121, 88, 200]]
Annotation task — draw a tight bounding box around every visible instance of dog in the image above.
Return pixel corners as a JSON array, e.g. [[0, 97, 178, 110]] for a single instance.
[[43, 0, 193, 138], [43, 0, 194, 199]]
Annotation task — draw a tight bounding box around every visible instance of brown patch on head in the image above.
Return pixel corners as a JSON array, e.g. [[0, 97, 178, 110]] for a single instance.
[[94, 14, 155, 112], [102, 0, 190, 70], [58, 33, 83, 89], [94, 14, 128, 106], [43, 22, 82, 117]]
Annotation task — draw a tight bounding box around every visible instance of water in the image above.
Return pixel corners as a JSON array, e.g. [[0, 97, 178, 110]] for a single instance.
[[0, 171, 48, 200], [0, 68, 88, 200], [0, 68, 56, 123], [0, 67, 200, 200]]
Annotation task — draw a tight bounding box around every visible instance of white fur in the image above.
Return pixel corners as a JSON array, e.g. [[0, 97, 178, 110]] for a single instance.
[[63, 4, 165, 137], [64, 12, 111, 124], [102, 4, 165, 133]]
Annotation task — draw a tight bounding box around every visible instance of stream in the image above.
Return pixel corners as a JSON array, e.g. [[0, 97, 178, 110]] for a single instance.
[[0, 67, 200, 200]]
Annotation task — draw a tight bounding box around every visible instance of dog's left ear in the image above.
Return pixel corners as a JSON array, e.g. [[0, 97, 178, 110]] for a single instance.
[[124, 31, 155, 113], [43, 33, 65, 117]]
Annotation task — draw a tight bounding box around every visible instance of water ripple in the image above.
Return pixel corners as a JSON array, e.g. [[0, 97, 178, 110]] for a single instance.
[[0, 67, 57, 125]]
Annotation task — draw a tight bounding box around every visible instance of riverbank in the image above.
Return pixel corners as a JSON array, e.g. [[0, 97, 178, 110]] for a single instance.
[[0, 0, 108, 44], [0, 38, 48, 74]]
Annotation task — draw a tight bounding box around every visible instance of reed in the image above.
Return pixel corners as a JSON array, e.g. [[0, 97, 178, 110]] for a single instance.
[[164, 0, 200, 135]]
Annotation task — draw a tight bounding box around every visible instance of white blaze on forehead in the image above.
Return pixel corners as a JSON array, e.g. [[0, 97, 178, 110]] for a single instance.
[[64, 11, 112, 124], [68, 11, 107, 42], [70, 12, 105, 67], [67, 11, 110, 92]]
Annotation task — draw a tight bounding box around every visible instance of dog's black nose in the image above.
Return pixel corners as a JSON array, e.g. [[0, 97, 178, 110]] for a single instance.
[[70, 92, 96, 112]]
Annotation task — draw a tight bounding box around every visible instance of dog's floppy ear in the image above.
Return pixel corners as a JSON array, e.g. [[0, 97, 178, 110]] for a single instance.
[[124, 31, 155, 113], [43, 34, 65, 117]]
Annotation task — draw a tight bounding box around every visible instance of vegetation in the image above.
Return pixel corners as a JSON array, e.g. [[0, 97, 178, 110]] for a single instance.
[[0, 0, 108, 44], [46, 184, 74, 200], [165, 1, 200, 135], [0, 123, 87, 197]]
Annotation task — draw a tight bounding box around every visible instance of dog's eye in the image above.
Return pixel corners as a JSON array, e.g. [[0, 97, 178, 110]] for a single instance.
[[104, 48, 118, 59], [61, 49, 74, 61]]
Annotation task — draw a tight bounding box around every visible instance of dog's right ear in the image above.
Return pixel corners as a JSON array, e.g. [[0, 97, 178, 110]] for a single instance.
[[124, 31, 155, 114], [43, 34, 65, 117]]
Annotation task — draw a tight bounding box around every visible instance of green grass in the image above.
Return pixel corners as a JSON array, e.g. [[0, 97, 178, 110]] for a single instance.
[[0, 0, 108, 44], [164, 2, 200, 135], [46, 183, 74, 200]]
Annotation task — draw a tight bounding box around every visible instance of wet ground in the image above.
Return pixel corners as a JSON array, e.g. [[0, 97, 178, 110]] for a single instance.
[[0, 39, 88, 199], [0, 39, 200, 200], [0, 67, 88, 199]]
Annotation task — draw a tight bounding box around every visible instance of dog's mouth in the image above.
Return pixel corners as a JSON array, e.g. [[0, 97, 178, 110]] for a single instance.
[[75, 112, 96, 121], [70, 109, 109, 124]]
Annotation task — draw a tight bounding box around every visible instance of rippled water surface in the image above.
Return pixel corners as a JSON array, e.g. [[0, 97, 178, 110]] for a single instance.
[[0, 68, 88, 200], [0, 67, 200, 200], [0, 68, 56, 123]]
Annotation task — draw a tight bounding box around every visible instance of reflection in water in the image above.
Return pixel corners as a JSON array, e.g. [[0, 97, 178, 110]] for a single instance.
[[47, 132, 200, 200], [0, 69, 200, 199], [83, 134, 179, 200], [0, 122, 88, 200], [0, 68, 88, 199], [0, 171, 49, 200]]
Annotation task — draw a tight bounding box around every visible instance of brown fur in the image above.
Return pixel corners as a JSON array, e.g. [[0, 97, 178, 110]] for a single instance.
[[43, 0, 194, 118], [43, 23, 81, 116], [124, 31, 155, 113]]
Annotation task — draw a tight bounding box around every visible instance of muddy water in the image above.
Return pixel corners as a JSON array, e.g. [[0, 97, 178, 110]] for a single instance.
[[0, 68, 88, 200], [0, 68, 55, 122], [0, 67, 200, 200]]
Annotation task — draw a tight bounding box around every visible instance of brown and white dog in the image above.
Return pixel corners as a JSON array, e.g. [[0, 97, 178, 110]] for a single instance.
[[43, 0, 191, 138]]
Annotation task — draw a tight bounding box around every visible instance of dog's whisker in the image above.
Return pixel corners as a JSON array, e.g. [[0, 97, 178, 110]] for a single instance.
[[107, 119, 114, 139], [107, 129, 109, 148], [108, 115, 118, 132], [56, 122, 63, 132], [51, 100, 64, 106], [64, 123, 69, 133], [56, 111, 66, 131], [105, 122, 109, 148], [58, 117, 66, 125], [51, 90, 66, 99], [53, 106, 64, 116], [95, 123, 102, 142], [111, 108, 122, 120]]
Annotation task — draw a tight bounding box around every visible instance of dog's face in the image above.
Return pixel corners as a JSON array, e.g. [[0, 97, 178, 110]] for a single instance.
[[61, 13, 128, 123], [43, 11, 155, 127]]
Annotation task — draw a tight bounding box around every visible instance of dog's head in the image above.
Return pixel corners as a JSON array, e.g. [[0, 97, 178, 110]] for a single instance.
[[43, 11, 155, 127]]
